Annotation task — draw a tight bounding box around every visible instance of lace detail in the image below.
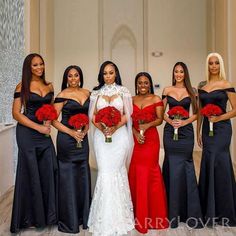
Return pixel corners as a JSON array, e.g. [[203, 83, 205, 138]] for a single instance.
[[88, 85, 134, 235], [88, 166, 134, 236], [96, 96, 124, 113], [90, 83, 131, 100]]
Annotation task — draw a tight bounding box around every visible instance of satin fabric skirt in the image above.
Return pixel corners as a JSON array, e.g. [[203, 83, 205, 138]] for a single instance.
[[199, 118, 236, 226], [10, 124, 58, 233], [129, 127, 168, 233], [57, 132, 91, 233], [163, 123, 202, 228]]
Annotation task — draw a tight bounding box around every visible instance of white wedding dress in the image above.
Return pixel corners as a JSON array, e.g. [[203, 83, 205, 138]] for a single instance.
[[88, 84, 134, 236]]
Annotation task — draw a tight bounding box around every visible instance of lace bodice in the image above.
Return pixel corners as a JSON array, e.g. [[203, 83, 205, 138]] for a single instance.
[[91, 83, 130, 98], [96, 96, 124, 113]]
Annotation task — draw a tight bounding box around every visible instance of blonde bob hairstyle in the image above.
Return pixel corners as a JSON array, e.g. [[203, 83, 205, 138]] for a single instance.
[[206, 52, 226, 81]]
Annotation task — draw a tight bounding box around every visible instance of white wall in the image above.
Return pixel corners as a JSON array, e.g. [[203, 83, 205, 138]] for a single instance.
[[54, 0, 99, 93], [147, 0, 207, 91], [53, 0, 207, 95], [147, 0, 207, 148], [0, 126, 15, 197], [227, 0, 236, 164], [52, 0, 207, 151]]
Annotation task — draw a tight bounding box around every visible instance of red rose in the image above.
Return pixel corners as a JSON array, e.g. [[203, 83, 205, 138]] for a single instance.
[[35, 104, 58, 122], [167, 106, 189, 119], [167, 106, 189, 141], [68, 113, 89, 130], [200, 104, 223, 117], [95, 106, 121, 127], [131, 110, 155, 127]]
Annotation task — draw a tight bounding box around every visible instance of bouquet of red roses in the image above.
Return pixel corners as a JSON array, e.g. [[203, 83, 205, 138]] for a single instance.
[[200, 104, 223, 136], [35, 104, 58, 137], [68, 113, 89, 148], [131, 110, 154, 139], [167, 106, 189, 140], [95, 106, 121, 142]]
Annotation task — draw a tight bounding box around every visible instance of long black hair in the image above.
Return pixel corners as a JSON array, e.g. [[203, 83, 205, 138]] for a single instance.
[[93, 61, 122, 90], [61, 65, 84, 91], [134, 72, 154, 95], [172, 62, 197, 113], [20, 53, 47, 105]]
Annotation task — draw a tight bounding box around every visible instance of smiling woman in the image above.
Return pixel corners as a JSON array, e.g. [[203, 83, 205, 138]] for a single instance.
[[88, 61, 134, 236], [10, 53, 58, 233], [162, 62, 202, 228], [52, 65, 91, 234], [128, 72, 168, 233]]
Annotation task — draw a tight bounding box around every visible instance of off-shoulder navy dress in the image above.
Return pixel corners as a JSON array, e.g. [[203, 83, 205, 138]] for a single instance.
[[54, 97, 91, 233], [198, 88, 236, 226], [162, 95, 202, 228], [10, 92, 58, 233]]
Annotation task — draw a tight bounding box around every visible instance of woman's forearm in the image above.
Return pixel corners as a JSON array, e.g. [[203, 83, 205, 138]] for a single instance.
[[13, 112, 41, 131]]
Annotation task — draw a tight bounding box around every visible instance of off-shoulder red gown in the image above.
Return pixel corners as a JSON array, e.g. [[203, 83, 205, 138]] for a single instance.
[[128, 101, 168, 233]]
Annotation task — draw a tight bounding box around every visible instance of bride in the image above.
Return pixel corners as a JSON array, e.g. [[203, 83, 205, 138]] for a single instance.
[[88, 61, 134, 236]]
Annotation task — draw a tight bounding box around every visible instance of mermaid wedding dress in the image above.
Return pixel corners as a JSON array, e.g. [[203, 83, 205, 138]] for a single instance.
[[88, 83, 134, 236]]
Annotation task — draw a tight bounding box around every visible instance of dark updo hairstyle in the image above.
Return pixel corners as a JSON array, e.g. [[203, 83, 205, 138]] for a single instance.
[[172, 62, 197, 113], [61, 65, 84, 91], [135, 72, 154, 95], [20, 53, 47, 104], [93, 61, 122, 90]]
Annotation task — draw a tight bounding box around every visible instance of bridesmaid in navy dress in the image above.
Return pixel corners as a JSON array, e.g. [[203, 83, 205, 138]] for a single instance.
[[162, 62, 202, 228], [197, 53, 236, 226], [53, 65, 91, 233], [11, 53, 58, 233]]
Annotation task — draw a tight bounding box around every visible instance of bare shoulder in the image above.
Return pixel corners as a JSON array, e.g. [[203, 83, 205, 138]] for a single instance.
[[80, 88, 90, 96], [162, 86, 173, 95], [47, 82, 54, 92], [152, 94, 162, 103], [132, 95, 138, 102], [15, 82, 22, 92], [221, 80, 233, 89], [55, 90, 66, 98]]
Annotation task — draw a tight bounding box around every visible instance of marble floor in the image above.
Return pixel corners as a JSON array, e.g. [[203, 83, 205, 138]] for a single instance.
[[1, 151, 236, 236]]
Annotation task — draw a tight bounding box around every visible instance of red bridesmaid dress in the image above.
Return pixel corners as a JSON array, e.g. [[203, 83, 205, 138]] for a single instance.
[[128, 101, 169, 233]]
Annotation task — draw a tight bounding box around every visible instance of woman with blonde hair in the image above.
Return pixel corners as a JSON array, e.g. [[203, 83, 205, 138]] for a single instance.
[[197, 52, 236, 226]]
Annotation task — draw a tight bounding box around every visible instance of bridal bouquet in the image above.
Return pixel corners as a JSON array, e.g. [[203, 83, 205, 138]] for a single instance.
[[167, 106, 189, 140], [68, 113, 89, 148], [35, 104, 58, 137], [95, 106, 121, 142], [131, 110, 154, 138], [200, 104, 223, 136]]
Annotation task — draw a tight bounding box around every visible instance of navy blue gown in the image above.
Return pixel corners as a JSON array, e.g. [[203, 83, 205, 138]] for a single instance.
[[162, 95, 202, 228], [10, 92, 58, 233], [198, 88, 236, 226], [54, 97, 91, 233]]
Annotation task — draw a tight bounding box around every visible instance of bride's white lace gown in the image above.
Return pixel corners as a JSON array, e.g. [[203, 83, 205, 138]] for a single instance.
[[88, 84, 134, 236]]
